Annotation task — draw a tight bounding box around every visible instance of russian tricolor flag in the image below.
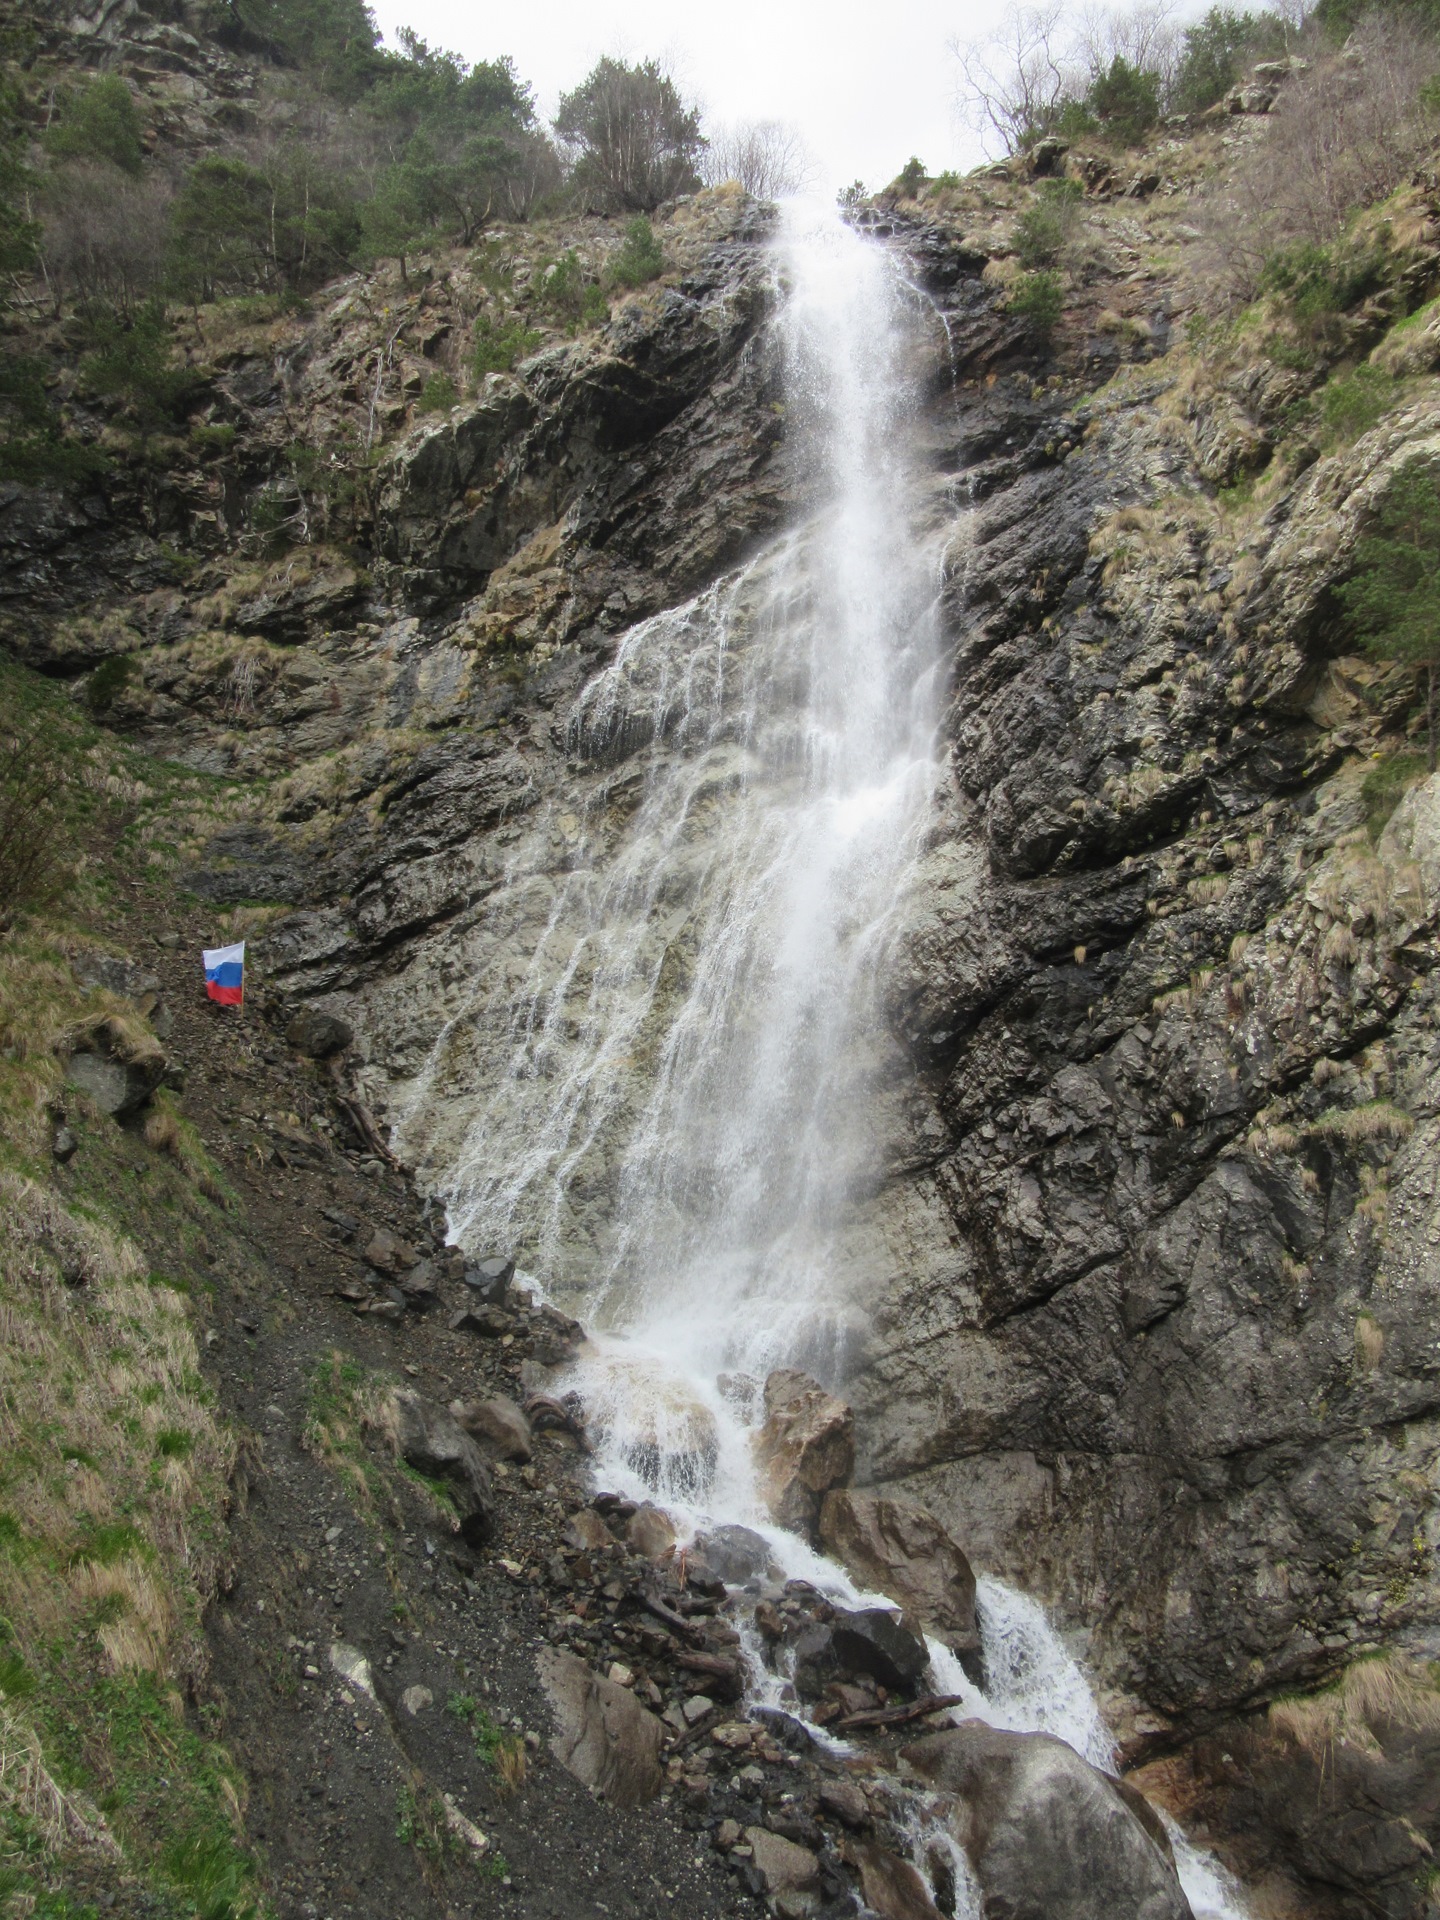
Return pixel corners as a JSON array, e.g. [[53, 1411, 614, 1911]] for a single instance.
[[202, 941, 245, 1007]]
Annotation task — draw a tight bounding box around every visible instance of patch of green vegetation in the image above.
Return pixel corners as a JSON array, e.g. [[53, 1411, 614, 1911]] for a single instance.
[[1008, 270, 1064, 339], [84, 653, 137, 716], [1014, 179, 1082, 271], [472, 315, 541, 376], [1361, 750, 1427, 841], [417, 371, 458, 411], [445, 1693, 525, 1786], [606, 215, 663, 290], [1320, 362, 1398, 445], [534, 250, 608, 329]]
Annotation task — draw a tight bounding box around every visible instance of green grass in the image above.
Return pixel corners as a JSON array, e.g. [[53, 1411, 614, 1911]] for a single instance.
[[1362, 751, 1427, 842]]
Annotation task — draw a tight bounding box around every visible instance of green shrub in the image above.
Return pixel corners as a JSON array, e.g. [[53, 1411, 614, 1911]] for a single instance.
[[895, 156, 928, 197], [1339, 457, 1440, 769], [0, 715, 78, 926], [608, 215, 663, 289], [536, 250, 607, 326], [0, 354, 104, 488], [1321, 363, 1396, 443], [1008, 269, 1065, 337], [472, 315, 540, 375], [78, 300, 196, 435], [86, 653, 137, 714], [1261, 240, 1390, 327], [45, 75, 145, 176], [1362, 751, 1427, 841], [1088, 56, 1160, 146], [1171, 7, 1287, 116], [417, 371, 458, 411], [1014, 179, 1083, 269]]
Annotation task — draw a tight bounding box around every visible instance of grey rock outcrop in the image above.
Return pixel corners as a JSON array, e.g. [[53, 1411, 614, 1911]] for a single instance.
[[386, 1391, 494, 1544]]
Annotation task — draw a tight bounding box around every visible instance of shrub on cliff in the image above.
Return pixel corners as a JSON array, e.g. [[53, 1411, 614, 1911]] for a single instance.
[[0, 715, 77, 927], [555, 58, 703, 212], [1014, 179, 1083, 269], [607, 216, 663, 289], [44, 74, 145, 176], [1339, 458, 1440, 770], [1008, 268, 1065, 337]]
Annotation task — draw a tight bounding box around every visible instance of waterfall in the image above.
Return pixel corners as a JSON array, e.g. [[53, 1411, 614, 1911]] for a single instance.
[[395, 201, 1247, 1918]]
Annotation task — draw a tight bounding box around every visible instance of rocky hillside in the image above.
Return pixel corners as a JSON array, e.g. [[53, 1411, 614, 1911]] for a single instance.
[[10, 6, 1440, 1919]]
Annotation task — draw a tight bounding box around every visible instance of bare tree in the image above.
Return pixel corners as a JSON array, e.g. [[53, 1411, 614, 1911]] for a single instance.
[[40, 162, 171, 311], [953, 3, 1079, 157], [1073, 0, 1181, 90], [699, 120, 814, 199], [1197, 12, 1440, 300]]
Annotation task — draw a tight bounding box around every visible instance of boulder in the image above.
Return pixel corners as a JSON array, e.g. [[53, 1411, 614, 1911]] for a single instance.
[[745, 1827, 820, 1895], [752, 1368, 854, 1539], [65, 1017, 167, 1119], [695, 1522, 775, 1585], [819, 1490, 981, 1674], [286, 1007, 354, 1057], [365, 1228, 420, 1274], [463, 1254, 515, 1303], [625, 1503, 677, 1559], [830, 1608, 931, 1693], [899, 1723, 1192, 1920], [847, 1842, 944, 1920], [537, 1647, 664, 1809], [818, 1777, 869, 1827], [387, 1391, 495, 1544], [451, 1394, 532, 1462], [566, 1508, 619, 1553]]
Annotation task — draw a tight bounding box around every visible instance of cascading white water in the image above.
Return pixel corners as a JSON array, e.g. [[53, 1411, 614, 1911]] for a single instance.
[[397, 201, 1247, 1919]]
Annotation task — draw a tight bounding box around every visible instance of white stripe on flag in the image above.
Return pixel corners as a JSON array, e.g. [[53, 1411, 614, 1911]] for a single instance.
[[202, 942, 246, 970]]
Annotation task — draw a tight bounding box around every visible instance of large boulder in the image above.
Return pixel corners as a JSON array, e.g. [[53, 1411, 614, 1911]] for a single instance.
[[451, 1394, 532, 1462], [387, 1391, 495, 1544], [537, 1648, 665, 1809], [64, 1016, 166, 1119], [900, 1723, 1192, 1920], [752, 1368, 854, 1539], [819, 1489, 981, 1675]]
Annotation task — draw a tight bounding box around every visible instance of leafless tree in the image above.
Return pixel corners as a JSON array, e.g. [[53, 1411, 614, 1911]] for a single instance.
[[1073, 0, 1181, 90], [1197, 12, 1440, 301], [699, 120, 814, 199], [39, 162, 171, 312], [953, 4, 1081, 157]]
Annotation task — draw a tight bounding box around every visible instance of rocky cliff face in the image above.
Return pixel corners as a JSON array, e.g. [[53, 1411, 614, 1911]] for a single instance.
[[11, 51, 1440, 1914]]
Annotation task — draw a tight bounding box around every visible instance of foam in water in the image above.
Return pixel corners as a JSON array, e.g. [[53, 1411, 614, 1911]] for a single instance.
[[397, 199, 1248, 1918]]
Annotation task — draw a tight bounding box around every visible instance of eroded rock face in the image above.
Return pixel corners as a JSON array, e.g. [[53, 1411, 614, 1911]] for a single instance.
[[537, 1647, 664, 1810], [901, 1724, 1192, 1920], [752, 1369, 855, 1540]]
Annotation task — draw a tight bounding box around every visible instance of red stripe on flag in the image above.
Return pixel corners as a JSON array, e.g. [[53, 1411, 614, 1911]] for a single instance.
[[206, 983, 243, 1005]]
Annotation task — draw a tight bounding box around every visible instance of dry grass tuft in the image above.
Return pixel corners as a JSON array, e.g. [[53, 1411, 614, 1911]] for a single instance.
[[1308, 1102, 1415, 1146], [1272, 1654, 1440, 1759], [1354, 1313, 1385, 1372]]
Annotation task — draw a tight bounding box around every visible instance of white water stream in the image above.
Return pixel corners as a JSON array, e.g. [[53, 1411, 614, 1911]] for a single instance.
[[399, 202, 1245, 1918]]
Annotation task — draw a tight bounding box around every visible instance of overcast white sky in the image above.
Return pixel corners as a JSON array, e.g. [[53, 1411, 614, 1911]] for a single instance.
[[369, 0, 1011, 193]]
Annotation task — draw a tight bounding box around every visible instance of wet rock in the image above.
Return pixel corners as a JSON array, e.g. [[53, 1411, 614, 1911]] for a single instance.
[[452, 1394, 533, 1462], [847, 1842, 944, 1920], [830, 1608, 930, 1693], [285, 1007, 353, 1057], [386, 1390, 495, 1544], [744, 1826, 820, 1895], [463, 1254, 515, 1303], [625, 1503, 677, 1559], [752, 1369, 854, 1539], [537, 1647, 665, 1810], [819, 1490, 980, 1673], [695, 1522, 775, 1586], [900, 1724, 1190, 1920]]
